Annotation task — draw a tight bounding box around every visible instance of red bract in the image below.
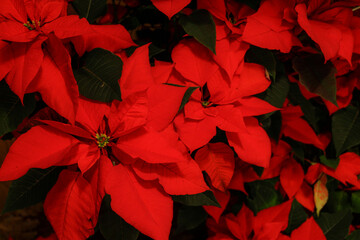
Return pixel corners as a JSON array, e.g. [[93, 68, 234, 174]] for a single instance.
[[0, 0, 90, 122], [151, 0, 191, 18], [171, 39, 276, 167], [0, 94, 208, 240]]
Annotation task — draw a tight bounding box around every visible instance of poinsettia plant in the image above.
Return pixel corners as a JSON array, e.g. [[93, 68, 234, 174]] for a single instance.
[[1, 0, 360, 239]]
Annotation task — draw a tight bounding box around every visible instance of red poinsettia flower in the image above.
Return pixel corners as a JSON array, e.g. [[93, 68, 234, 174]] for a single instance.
[[0, 94, 208, 240], [207, 200, 293, 240], [0, 0, 135, 123], [171, 39, 277, 167]]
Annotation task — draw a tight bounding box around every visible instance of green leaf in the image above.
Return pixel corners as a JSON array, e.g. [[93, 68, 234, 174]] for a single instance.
[[178, 87, 199, 112], [285, 138, 305, 162], [0, 81, 36, 137], [99, 195, 139, 240], [174, 206, 207, 234], [346, 229, 360, 240], [245, 178, 283, 214], [288, 83, 318, 132], [332, 106, 360, 156], [259, 63, 290, 108], [284, 199, 307, 235], [179, 10, 216, 54], [245, 46, 276, 79], [74, 48, 123, 103], [72, 0, 107, 23], [292, 54, 337, 106], [319, 155, 340, 170], [316, 209, 353, 240], [2, 167, 63, 213], [351, 191, 360, 214], [172, 191, 220, 207], [325, 191, 350, 213], [258, 111, 282, 142]]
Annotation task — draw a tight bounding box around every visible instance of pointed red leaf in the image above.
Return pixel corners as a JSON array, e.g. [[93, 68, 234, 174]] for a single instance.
[[44, 170, 95, 240], [105, 164, 173, 240], [151, 0, 191, 18], [242, 0, 301, 52], [116, 127, 189, 163], [41, 15, 91, 39], [233, 63, 271, 98], [195, 143, 235, 192], [76, 97, 110, 134], [0, 125, 79, 181], [291, 217, 326, 240], [227, 117, 271, 167], [108, 92, 148, 138], [71, 24, 135, 56], [6, 39, 44, 101], [204, 190, 230, 223], [133, 159, 208, 195], [295, 182, 315, 212], [253, 200, 293, 234], [147, 84, 188, 131], [174, 112, 217, 152], [280, 157, 304, 198], [225, 205, 254, 240], [120, 44, 154, 99], [172, 39, 218, 86], [239, 97, 278, 117], [27, 35, 79, 123], [321, 152, 360, 187]]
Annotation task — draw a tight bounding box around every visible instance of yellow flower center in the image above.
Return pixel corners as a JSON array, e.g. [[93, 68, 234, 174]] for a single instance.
[[96, 133, 110, 148]]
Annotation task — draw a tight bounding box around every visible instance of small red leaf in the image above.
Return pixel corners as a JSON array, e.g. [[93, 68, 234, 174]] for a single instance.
[[195, 143, 235, 192], [291, 217, 326, 240], [280, 157, 304, 198], [151, 0, 191, 19]]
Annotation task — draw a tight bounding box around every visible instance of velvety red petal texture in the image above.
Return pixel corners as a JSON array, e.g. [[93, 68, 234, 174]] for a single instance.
[[227, 117, 271, 167], [242, 0, 300, 52], [151, 0, 191, 18], [132, 159, 209, 195], [27, 35, 79, 123], [232, 63, 271, 98], [225, 205, 254, 240], [120, 44, 154, 98], [147, 84, 188, 131], [203, 190, 230, 223], [174, 112, 217, 152], [291, 217, 326, 240], [280, 157, 304, 198], [0, 0, 27, 23], [41, 15, 91, 39], [172, 39, 218, 87], [321, 152, 360, 187], [44, 170, 95, 240], [71, 24, 136, 56], [0, 125, 79, 181], [76, 98, 110, 134], [253, 200, 293, 236], [5, 39, 45, 101], [116, 127, 189, 163], [295, 182, 315, 212], [195, 143, 235, 192], [108, 92, 148, 137], [239, 97, 278, 117], [105, 164, 173, 240]]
